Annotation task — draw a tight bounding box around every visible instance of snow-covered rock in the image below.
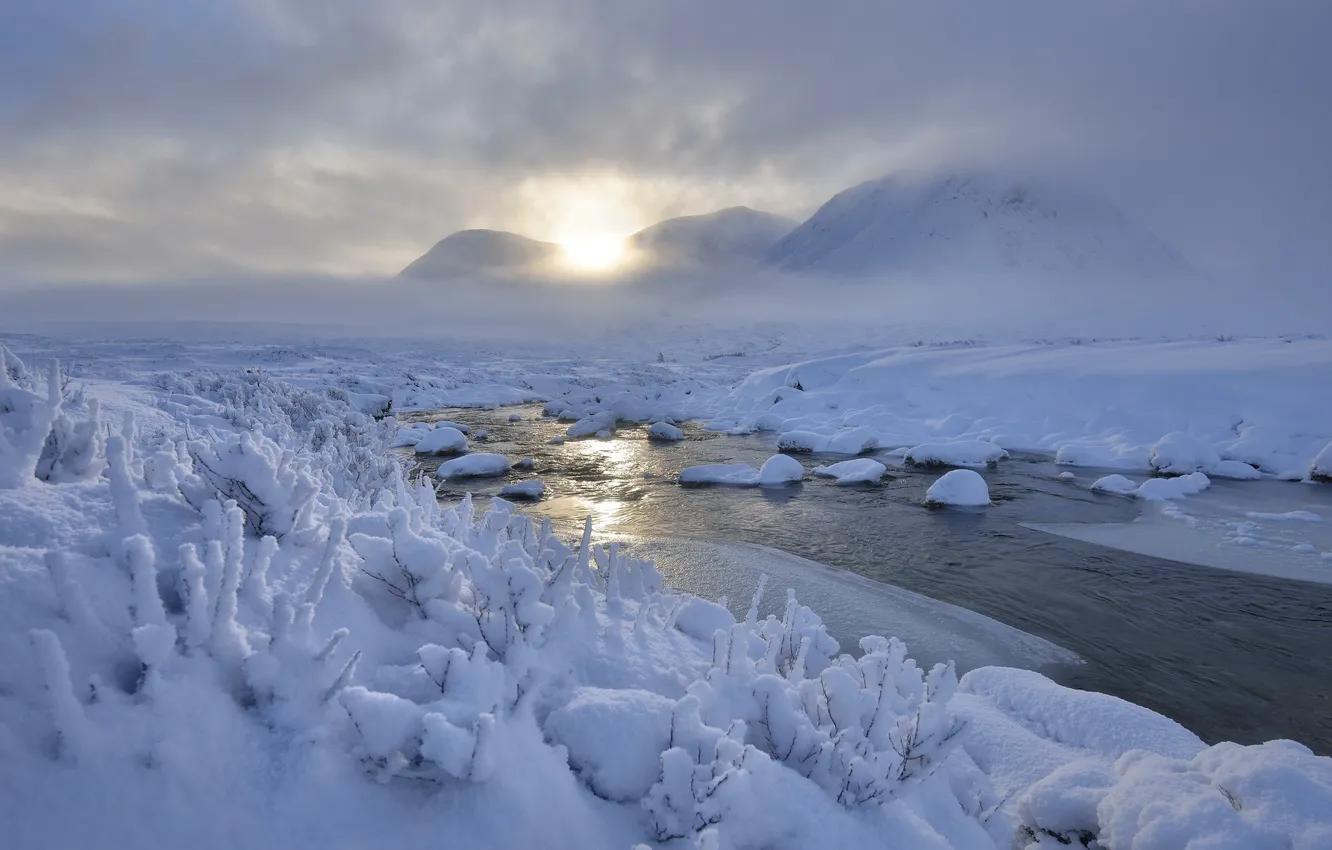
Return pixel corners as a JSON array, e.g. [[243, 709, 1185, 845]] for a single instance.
[[678, 454, 803, 487], [507, 413, 522, 422], [758, 453, 805, 486], [433, 420, 473, 434], [1208, 459, 1263, 480], [1136, 472, 1210, 501], [1091, 472, 1211, 500], [545, 688, 675, 802], [435, 453, 511, 479], [413, 426, 468, 455], [777, 430, 827, 453], [678, 462, 761, 486], [906, 440, 1009, 468], [499, 480, 545, 500], [567, 411, 617, 439], [1091, 474, 1141, 497], [812, 458, 886, 485], [388, 424, 429, 448], [646, 421, 684, 442], [925, 469, 990, 506], [825, 426, 879, 455]]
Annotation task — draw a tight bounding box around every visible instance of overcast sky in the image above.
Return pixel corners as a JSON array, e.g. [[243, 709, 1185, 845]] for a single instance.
[[2, 1, 1329, 284]]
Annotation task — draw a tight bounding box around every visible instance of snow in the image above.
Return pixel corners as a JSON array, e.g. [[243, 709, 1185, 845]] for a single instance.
[[499, 479, 545, 499], [1148, 431, 1219, 474], [412, 425, 468, 455], [4, 327, 1332, 850], [646, 421, 684, 441], [907, 441, 1009, 468], [925, 469, 991, 506], [812, 458, 886, 484], [435, 453, 511, 479], [678, 455, 804, 487]]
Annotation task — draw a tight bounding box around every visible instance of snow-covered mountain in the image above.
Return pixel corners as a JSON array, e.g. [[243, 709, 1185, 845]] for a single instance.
[[629, 206, 796, 268], [767, 174, 1189, 276], [399, 229, 560, 279]]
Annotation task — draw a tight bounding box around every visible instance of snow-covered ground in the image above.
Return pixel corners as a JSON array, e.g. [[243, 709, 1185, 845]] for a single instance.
[[3, 328, 1331, 849]]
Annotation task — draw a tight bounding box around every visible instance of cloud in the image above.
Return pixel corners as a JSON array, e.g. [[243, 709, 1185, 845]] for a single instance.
[[1, 0, 1329, 283]]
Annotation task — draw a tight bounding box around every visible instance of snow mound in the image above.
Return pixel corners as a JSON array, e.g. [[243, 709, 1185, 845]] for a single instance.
[[499, 480, 544, 499], [435, 453, 511, 479], [1019, 740, 1332, 850], [412, 426, 468, 455], [925, 469, 991, 506], [812, 458, 886, 485], [906, 440, 1009, 468], [647, 421, 684, 442], [545, 688, 675, 802], [766, 172, 1189, 276], [1209, 459, 1263, 480], [960, 667, 1205, 761], [1149, 432, 1220, 475], [1092, 472, 1211, 501]]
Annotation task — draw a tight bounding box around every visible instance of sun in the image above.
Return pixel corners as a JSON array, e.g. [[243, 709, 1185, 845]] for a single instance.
[[559, 235, 629, 273]]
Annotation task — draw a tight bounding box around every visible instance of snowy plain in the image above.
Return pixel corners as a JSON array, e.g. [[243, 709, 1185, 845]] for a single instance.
[[2, 294, 1332, 850]]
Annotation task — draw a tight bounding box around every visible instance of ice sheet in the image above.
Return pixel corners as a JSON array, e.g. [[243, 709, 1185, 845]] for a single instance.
[[1027, 479, 1332, 584]]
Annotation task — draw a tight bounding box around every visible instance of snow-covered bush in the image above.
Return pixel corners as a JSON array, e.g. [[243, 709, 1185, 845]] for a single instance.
[[0, 349, 62, 488]]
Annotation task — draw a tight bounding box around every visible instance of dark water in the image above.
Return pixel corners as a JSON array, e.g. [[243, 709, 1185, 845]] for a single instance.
[[406, 405, 1332, 754]]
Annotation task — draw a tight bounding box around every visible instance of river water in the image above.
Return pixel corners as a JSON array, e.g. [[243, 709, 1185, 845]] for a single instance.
[[405, 405, 1332, 754]]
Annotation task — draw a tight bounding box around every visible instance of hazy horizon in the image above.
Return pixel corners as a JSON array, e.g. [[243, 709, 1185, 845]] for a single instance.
[[2, 2, 1330, 287]]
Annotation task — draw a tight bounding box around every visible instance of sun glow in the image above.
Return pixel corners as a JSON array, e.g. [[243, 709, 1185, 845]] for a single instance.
[[559, 235, 629, 272]]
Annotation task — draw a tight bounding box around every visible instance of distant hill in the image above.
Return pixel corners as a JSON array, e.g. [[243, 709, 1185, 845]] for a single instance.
[[398, 230, 560, 279], [766, 173, 1190, 276], [628, 207, 796, 268]]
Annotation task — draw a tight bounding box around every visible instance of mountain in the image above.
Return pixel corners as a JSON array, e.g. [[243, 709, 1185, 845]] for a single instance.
[[766, 173, 1189, 276], [629, 207, 796, 268], [399, 230, 560, 279]]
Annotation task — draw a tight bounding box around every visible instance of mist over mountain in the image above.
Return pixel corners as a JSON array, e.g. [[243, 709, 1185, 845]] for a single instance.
[[398, 230, 560, 279], [628, 206, 796, 268], [767, 173, 1190, 276]]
